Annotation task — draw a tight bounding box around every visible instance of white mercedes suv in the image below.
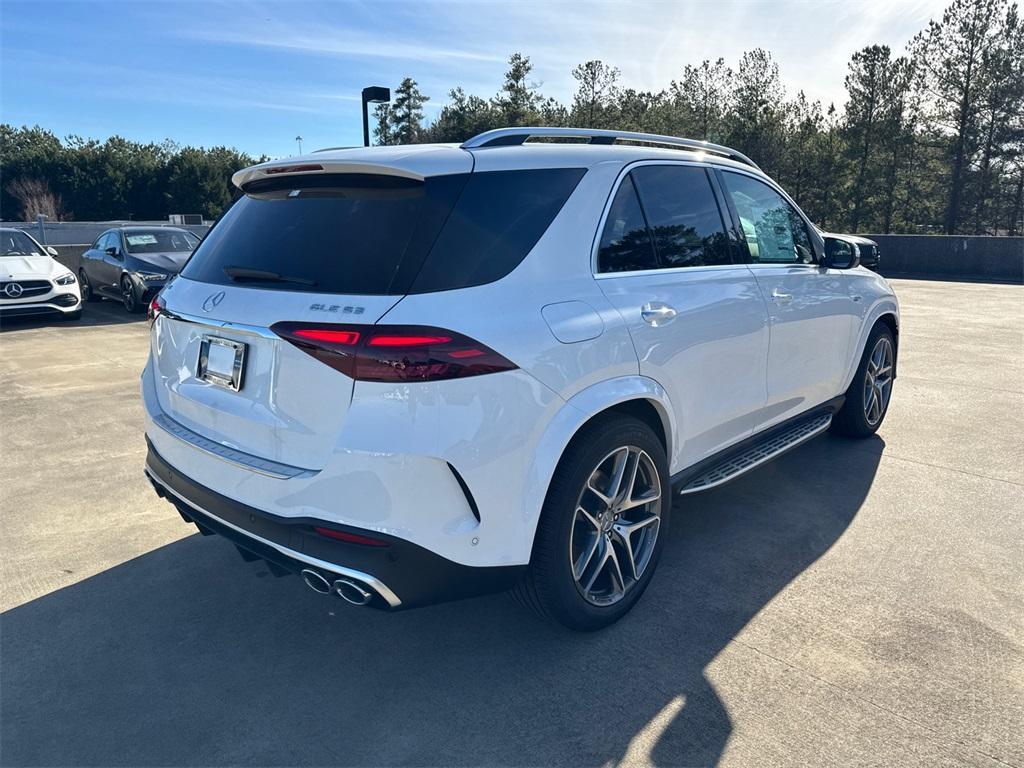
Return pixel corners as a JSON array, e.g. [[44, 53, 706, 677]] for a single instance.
[[143, 128, 898, 630]]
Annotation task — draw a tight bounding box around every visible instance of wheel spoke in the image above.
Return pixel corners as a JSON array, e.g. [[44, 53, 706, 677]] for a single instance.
[[605, 540, 626, 597], [604, 448, 631, 506], [583, 538, 610, 593], [573, 530, 601, 580], [617, 449, 642, 507], [576, 506, 601, 533], [612, 514, 659, 581]]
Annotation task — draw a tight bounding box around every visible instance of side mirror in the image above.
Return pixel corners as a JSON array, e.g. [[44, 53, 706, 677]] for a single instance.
[[105, 246, 121, 259], [822, 238, 860, 270], [46, 246, 59, 257]]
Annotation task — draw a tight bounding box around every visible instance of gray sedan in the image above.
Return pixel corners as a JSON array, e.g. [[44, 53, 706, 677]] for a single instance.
[[79, 227, 200, 313]]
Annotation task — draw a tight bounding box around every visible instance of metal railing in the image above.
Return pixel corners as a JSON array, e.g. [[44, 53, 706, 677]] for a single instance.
[[460, 127, 760, 169]]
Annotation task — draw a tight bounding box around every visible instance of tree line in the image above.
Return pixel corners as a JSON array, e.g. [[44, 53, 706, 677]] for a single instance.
[[0, 127, 260, 222], [1, 0, 1020, 235], [376, 0, 1023, 235]]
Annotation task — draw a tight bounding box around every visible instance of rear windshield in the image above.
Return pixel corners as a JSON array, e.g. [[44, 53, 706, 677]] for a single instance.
[[180, 168, 585, 295]]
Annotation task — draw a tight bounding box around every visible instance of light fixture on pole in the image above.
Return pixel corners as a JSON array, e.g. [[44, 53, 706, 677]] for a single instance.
[[361, 86, 391, 147]]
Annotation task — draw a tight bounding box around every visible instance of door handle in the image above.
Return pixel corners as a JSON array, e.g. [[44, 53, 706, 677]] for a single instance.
[[771, 288, 793, 304], [641, 302, 677, 326]]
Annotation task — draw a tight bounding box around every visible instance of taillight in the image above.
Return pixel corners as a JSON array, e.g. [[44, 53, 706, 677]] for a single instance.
[[271, 322, 517, 382], [148, 293, 165, 325], [313, 526, 390, 547]]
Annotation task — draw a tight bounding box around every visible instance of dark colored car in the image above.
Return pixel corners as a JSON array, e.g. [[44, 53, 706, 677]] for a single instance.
[[79, 227, 201, 313]]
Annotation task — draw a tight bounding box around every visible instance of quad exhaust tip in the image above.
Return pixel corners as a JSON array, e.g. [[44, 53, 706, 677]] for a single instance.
[[301, 568, 333, 594], [300, 568, 374, 606], [333, 578, 373, 606]]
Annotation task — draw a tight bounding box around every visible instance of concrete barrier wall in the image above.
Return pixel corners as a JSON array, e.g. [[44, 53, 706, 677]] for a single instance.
[[51, 245, 90, 273], [865, 235, 1023, 283]]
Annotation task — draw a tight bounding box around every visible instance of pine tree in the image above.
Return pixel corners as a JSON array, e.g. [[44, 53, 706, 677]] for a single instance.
[[727, 49, 788, 175], [494, 53, 542, 126], [388, 77, 429, 145], [570, 60, 620, 128], [372, 103, 393, 146], [911, 0, 1012, 233], [670, 58, 733, 142]]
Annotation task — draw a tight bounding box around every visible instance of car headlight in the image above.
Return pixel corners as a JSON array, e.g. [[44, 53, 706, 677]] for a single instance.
[[55, 273, 76, 285], [137, 272, 168, 282]]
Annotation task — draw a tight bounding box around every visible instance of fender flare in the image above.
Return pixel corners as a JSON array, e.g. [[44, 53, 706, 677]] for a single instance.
[[843, 298, 900, 390], [518, 375, 675, 550]]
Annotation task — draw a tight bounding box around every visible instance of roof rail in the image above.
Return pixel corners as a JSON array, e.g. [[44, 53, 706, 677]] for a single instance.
[[460, 127, 760, 170]]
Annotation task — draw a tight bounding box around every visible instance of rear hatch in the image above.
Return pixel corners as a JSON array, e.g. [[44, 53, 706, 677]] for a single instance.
[[152, 153, 472, 471], [150, 150, 585, 471]]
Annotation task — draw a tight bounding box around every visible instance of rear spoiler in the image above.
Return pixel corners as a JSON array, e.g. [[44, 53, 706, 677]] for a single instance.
[[232, 145, 475, 191], [231, 161, 426, 190]]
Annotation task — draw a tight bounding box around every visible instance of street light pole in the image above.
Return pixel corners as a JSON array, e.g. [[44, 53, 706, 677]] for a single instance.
[[361, 86, 391, 147], [295, 135, 303, 154]]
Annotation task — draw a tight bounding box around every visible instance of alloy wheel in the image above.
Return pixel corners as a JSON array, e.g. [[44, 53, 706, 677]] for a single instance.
[[863, 336, 894, 426], [121, 278, 136, 312], [79, 270, 91, 301], [570, 446, 662, 606]]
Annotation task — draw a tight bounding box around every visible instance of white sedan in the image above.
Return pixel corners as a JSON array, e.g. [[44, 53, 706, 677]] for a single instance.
[[0, 228, 82, 322]]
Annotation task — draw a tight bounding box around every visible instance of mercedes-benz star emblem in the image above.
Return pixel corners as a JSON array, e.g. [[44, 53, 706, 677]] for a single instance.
[[202, 290, 226, 312], [3, 283, 24, 298]]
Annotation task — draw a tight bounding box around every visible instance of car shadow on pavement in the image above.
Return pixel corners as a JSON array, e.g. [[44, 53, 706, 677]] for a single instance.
[[0, 434, 883, 767]]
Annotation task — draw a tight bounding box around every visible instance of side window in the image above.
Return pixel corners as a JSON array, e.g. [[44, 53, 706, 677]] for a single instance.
[[720, 172, 813, 264], [94, 233, 110, 250], [596, 175, 658, 273], [631, 165, 731, 268]]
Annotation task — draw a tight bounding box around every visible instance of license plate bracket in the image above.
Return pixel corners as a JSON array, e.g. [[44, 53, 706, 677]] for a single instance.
[[197, 336, 246, 391]]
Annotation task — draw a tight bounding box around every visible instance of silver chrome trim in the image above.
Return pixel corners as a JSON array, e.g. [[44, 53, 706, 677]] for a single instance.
[[461, 127, 760, 169], [160, 308, 279, 339], [678, 413, 832, 495], [152, 412, 318, 480], [146, 465, 403, 608]]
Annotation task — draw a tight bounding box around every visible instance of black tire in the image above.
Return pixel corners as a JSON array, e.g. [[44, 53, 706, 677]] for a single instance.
[[512, 414, 671, 631], [79, 269, 100, 302], [121, 275, 143, 314], [832, 323, 896, 438]]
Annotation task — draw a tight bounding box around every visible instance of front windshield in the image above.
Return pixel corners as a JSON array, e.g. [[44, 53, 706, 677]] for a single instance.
[[124, 230, 197, 254], [1, 231, 44, 257]]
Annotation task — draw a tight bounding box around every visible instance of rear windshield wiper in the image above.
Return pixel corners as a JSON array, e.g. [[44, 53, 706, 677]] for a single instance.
[[223, 266, 317, 287]]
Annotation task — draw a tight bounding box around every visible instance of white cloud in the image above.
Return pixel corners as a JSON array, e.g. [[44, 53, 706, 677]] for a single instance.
[[181, 0, 947, 110]]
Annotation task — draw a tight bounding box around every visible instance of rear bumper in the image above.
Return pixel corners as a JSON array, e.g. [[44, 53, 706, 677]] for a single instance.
[[144, 439, 525, 610]]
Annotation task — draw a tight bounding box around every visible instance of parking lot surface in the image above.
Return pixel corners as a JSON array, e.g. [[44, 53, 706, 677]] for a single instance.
[[1, 278, 1022, 767]]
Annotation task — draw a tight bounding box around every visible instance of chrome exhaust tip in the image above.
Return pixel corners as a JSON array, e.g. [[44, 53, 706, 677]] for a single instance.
[[301, 568, 333, 595], [333, 578, 373, 606]]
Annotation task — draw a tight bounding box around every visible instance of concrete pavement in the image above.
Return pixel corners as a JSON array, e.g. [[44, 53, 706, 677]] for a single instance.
[[1, 279, 1021, 767]]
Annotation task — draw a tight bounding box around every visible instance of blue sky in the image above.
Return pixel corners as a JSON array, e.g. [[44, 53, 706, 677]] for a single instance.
[[1, 0, 947, 159]]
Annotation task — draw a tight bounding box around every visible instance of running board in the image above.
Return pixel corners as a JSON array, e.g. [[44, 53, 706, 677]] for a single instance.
[[678, 413, 832, 495]]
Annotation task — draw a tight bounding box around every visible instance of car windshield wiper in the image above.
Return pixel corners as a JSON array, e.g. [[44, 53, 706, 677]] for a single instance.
[[223, 266, 317, 287]]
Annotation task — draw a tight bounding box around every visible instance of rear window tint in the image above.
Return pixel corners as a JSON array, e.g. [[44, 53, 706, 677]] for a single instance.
[[182, 168, 584, 295], [409, 168, 586, 293], [180, 174, 468, 295]]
